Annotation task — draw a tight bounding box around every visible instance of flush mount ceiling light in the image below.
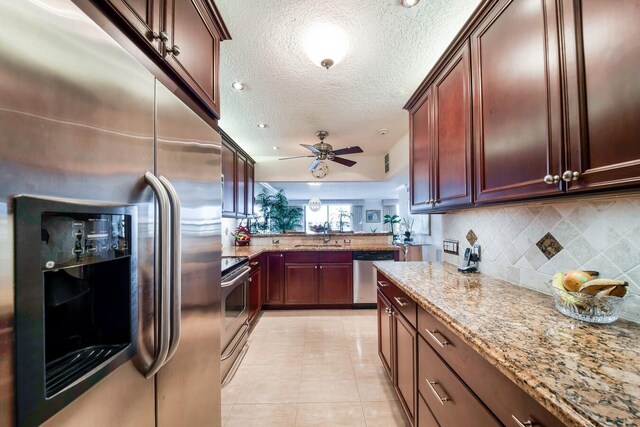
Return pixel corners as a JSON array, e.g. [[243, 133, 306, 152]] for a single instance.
[[258, 123, 268, 128], [377, 128, 389, 135], [302, 23, 349, 69], [400, 0, 421, 7], [231, 82, 244, 90], [308, 197, 322, 211]]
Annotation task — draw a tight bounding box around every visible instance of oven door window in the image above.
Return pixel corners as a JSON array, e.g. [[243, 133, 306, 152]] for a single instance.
[[224, 280, 247, 332]]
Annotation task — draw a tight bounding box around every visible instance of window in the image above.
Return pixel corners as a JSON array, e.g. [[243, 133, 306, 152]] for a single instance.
[[305, 204, 352, 233]]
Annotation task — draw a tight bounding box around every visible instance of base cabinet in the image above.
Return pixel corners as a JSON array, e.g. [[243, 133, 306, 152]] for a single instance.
[[264, 253, 284, 304], [248, 259, 261, 323], [284, 263, 318, 304], [376, 270, 563, 427]]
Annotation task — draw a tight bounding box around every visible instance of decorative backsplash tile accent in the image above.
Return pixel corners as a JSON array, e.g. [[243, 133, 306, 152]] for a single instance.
[[536, 232, 563, 260], [466, 229, 478, 246], [442, 195, 640, 322]]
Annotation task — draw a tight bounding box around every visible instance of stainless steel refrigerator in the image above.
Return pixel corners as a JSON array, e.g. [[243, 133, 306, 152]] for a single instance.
[[0, 1, 222, 426]]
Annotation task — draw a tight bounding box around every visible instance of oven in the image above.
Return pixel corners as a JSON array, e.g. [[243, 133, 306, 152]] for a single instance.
[[220, 257, 251, 381]]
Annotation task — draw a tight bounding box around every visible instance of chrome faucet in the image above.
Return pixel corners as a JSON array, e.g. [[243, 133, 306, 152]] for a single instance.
[[323, 221, 331, 244]]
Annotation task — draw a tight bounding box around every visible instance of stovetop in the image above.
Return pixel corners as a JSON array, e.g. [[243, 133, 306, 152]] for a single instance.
[[221, 256, 249, 277]]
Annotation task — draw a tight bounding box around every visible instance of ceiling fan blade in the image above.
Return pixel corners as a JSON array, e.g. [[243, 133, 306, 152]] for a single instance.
[[331, 156, 357, 167], [278, 155, 316, 160], [301, 144, 321, 155], [307, 159, 321, 171], [332, 146, 363, 156]]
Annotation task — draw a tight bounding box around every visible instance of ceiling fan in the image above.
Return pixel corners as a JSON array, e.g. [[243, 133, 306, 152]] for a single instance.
[[278, 130, 364, 171]]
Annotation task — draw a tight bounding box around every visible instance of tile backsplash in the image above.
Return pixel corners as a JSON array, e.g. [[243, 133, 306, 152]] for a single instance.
[[443, 195, 640, 322]]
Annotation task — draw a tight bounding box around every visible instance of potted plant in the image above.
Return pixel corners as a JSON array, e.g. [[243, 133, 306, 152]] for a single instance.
[[383, 214, 401, 243], [254, 190, 303, 234], [232, 223, 251, 246], [331, 208, 351, 233], [402, 217, 415, 242]]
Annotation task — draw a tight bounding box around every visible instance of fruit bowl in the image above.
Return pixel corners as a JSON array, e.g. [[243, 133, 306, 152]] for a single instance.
[[546, 282, 628, 324]]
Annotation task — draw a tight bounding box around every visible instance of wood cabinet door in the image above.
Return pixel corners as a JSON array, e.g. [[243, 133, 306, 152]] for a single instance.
[[284, 263, 318, 304], [418, 392, 439, 427], [318, 263, 353, 304], [471, 0, 564, 203], [164, 0, 221, 118], [394, 311, 416, 422], [433, 42, 473, 209], [410, 89, 434, 212], [246, 162, 255, 216], [221, 140, 236, 216], [236, 153, 246, 216], [104, 0, 162, 53], [265, 253, 284, 304], [377, 291, 394, 380], [248, 269, 260, 322], [562, 0, 640, 191]]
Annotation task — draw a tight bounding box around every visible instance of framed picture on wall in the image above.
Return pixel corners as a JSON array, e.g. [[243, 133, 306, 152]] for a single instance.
[[366, 210, 381, 223]]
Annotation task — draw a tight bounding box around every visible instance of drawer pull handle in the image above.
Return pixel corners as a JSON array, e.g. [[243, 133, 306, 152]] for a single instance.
[[425, 329, 449, 348], [394, 296, 409, 307], [427, 380, 450, 405], [377, 280, 390, 287], [250, 262, 259, 266], [511, 415, 535, 427]]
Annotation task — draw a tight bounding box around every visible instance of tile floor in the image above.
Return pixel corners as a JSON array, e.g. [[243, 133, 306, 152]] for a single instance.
[[221, 309, 410, 427]]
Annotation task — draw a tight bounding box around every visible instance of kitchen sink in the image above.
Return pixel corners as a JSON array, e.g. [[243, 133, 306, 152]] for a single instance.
[[294, 244, 342, 248]]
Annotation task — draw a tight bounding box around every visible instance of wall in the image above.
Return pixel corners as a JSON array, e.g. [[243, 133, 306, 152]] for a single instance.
[[438, 195, 640, 322], [363, 200, 384, 232], [221, 217, 240, 249]]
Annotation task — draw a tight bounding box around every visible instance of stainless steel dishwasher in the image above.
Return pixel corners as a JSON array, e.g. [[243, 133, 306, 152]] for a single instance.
[[352, 251, 395, 305]]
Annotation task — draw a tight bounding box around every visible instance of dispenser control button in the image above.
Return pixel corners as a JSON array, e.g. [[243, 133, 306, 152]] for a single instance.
[[45, 261, 55, 269]]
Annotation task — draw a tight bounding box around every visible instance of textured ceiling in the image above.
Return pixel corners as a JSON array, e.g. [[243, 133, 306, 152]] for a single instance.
[[216, 0, 481, 160]]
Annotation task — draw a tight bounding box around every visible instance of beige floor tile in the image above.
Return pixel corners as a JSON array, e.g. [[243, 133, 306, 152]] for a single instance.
[[235, 364, 302, 404], [242, 341, 305, 366], [302, 340, 352, 365], [221, 404, 233, 425], [298, 364, 359, 403], [348, 337, 381, 364], [361, 400, 410, 427], [224, 403, 297, 427], [354, 363, 398, 402], [295, 402, 367, 427]]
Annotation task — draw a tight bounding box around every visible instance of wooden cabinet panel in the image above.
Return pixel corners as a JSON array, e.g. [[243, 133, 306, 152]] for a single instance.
[[248, 268, 261, 323], [246, 161, 254, 216], [284, 263, 318, 304], [394, 311, 416, 422], [377, 271, 416, 328], [105, 0, 161, 52], [563, 0, 640, 191], [418, 392, 439, 427], [236, 153, 246, 216], [164, 0, 220, 118], [433, 42, 472, 209], [471, 0, 563, 203], [377, 291, 393, 379], [265, 253, 284, 304], [285, 252, 318, 263], [410, 89, 434, 212], [221, 140, 236, 217], [418, 336, 500, 427], [318, 251, 352, 263], [318, 263, 352, 304]]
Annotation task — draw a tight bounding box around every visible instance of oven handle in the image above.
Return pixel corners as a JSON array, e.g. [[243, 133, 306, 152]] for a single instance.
[[143, 172, 172, 379], [221, 266, 252, 288], [159, 176, 181, 366], [221, 322, 250, 361]]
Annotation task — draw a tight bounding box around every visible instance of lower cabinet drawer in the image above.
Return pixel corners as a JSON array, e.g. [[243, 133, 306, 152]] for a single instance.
[[377, 272, 417, 327], [418, 392, 439, 427], [418, 336, 500, 427]]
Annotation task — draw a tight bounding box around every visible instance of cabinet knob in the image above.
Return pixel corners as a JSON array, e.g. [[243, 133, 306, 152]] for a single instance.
[[543, 174, 560, 184], [152, 31, 169, 43], [562, 170, 581, 182], [511, 415, 535, 427], [166, 44, 181, 57]]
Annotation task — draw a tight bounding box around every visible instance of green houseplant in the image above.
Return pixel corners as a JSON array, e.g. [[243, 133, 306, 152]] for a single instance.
[[254, 190, 303, 233], [383, 214, 401, 243]]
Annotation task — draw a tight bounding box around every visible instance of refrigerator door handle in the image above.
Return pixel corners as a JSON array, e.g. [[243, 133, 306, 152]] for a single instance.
[[144, 172, 172, 379], [159, 175, 182, 365]]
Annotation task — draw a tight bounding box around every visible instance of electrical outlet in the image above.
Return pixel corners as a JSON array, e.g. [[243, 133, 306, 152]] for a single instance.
[[344, 239, 351, 244], [272, 239, 280, 244], [224, 227, 228, 236]]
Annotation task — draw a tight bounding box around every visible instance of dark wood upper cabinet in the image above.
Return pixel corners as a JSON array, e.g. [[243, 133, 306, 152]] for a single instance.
[[106, 0, 162, 52], [164, 0, 221, 118], [246, 162, 255, 216], [433, 42, 473, 209], [410, 89, 434, 213], [221, 139, 236, 217], [562, 0, 640, 192], [264, 253, 284, 305], [471, 0, 564, 203], [236, 153, 246, 216]]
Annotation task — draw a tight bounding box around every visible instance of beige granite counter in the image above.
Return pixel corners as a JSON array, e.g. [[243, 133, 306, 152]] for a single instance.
[[223, 244, 400, 258], [372, 261, 639, 427]]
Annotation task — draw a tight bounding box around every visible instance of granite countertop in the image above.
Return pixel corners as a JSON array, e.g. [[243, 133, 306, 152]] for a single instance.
[[222, 244, 400, 258], [373, 261, 639, 427]]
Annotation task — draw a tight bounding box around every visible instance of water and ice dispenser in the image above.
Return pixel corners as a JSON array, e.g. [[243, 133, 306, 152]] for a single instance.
[[14, 196, 138, 427]]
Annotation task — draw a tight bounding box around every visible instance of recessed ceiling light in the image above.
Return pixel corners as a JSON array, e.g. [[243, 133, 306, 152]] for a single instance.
[[307, 183, 322, 186], [401, 0, 420, 7], [377, 128, 389, 135], [231, 82, 244, 90], [258, 123, 268, 128], [272, 146, 279, 150], [302, 23, 349, 69]]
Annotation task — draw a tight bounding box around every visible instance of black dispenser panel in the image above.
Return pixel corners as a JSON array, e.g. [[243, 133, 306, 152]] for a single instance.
[[14, 196, 138, 427]]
